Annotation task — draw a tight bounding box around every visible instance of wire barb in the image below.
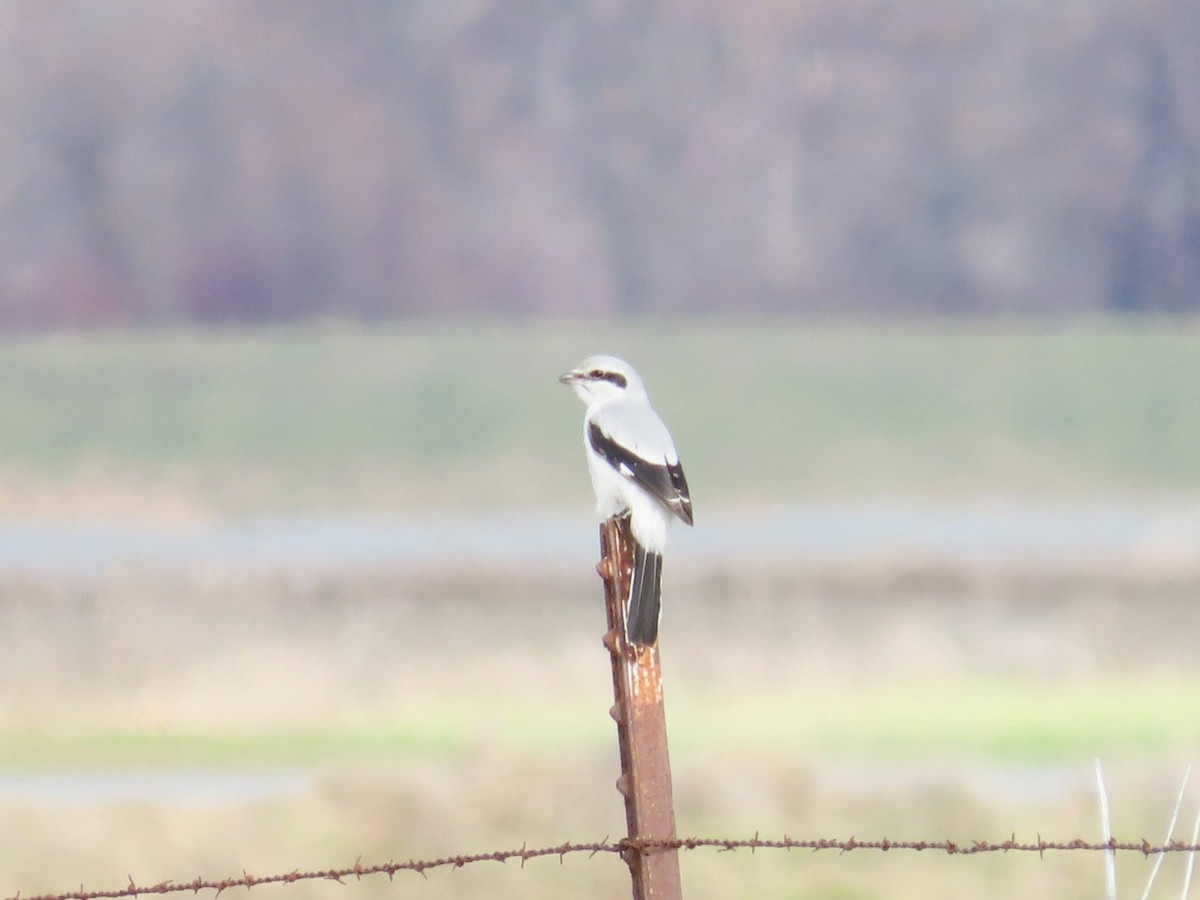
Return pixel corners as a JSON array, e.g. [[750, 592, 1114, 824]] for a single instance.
[[10, 835, 1200, 900]]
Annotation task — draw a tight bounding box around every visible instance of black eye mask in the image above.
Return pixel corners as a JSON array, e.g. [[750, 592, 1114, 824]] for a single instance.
[[591, 370, 628, 388]]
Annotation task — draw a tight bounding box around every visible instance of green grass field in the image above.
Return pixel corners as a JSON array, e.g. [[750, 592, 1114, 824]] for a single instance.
[[3, 678, 1197, 769], [3, 319, 1200, 514]]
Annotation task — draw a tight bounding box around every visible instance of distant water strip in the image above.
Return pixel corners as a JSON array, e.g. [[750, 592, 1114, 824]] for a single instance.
[[2, 502, 1200, 574]]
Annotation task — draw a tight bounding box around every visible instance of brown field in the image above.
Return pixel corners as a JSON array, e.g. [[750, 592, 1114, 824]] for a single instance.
[[3, 560, 1199, 899]]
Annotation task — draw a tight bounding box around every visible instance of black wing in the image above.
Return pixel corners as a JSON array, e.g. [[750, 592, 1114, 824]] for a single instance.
[[589, 421, 693, 525]]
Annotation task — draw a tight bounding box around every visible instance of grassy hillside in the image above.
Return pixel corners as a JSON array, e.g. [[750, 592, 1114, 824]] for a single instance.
[[2, 319, 1200, 514]]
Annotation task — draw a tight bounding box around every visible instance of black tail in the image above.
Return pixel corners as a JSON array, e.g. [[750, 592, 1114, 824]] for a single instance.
[[627, 542, 663, 646]]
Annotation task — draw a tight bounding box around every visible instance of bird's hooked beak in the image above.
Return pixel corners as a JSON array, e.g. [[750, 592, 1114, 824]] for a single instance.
[[558, 370, 581, 385]]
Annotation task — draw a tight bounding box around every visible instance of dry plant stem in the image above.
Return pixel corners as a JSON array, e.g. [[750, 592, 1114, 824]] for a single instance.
[[1140, 766, 1192, 900], [598, 515, 683, 900], [1097, 758, 1117, 900], [1181, 798, 1200, 899]]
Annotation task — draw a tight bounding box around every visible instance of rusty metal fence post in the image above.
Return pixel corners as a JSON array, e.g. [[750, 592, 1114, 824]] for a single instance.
[[597, 516, 683, 900]]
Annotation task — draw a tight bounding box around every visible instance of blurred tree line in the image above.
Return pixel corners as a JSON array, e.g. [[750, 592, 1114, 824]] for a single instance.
[[1, 0, 1198, 327]]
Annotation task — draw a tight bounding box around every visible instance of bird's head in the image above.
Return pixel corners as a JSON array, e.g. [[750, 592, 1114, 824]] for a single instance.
[[559, 354, 646, 406]]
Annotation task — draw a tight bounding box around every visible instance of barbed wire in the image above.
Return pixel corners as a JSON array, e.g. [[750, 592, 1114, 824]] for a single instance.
[[8, 835, 1200, 900]]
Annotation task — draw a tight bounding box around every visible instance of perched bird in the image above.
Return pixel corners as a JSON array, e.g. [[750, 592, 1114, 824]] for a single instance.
[[560, 354, 693, 645]]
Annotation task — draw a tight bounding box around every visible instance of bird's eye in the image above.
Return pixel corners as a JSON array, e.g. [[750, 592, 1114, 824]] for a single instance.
[[590, 369, 604, 378]]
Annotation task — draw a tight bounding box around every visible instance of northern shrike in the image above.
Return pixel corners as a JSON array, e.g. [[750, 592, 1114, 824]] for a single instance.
[[560, 354, 693, 645]]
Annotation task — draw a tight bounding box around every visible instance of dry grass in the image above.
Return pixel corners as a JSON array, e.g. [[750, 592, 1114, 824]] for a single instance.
[[2, 562, 1199, 898], [3, 748, 1193, 900]]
